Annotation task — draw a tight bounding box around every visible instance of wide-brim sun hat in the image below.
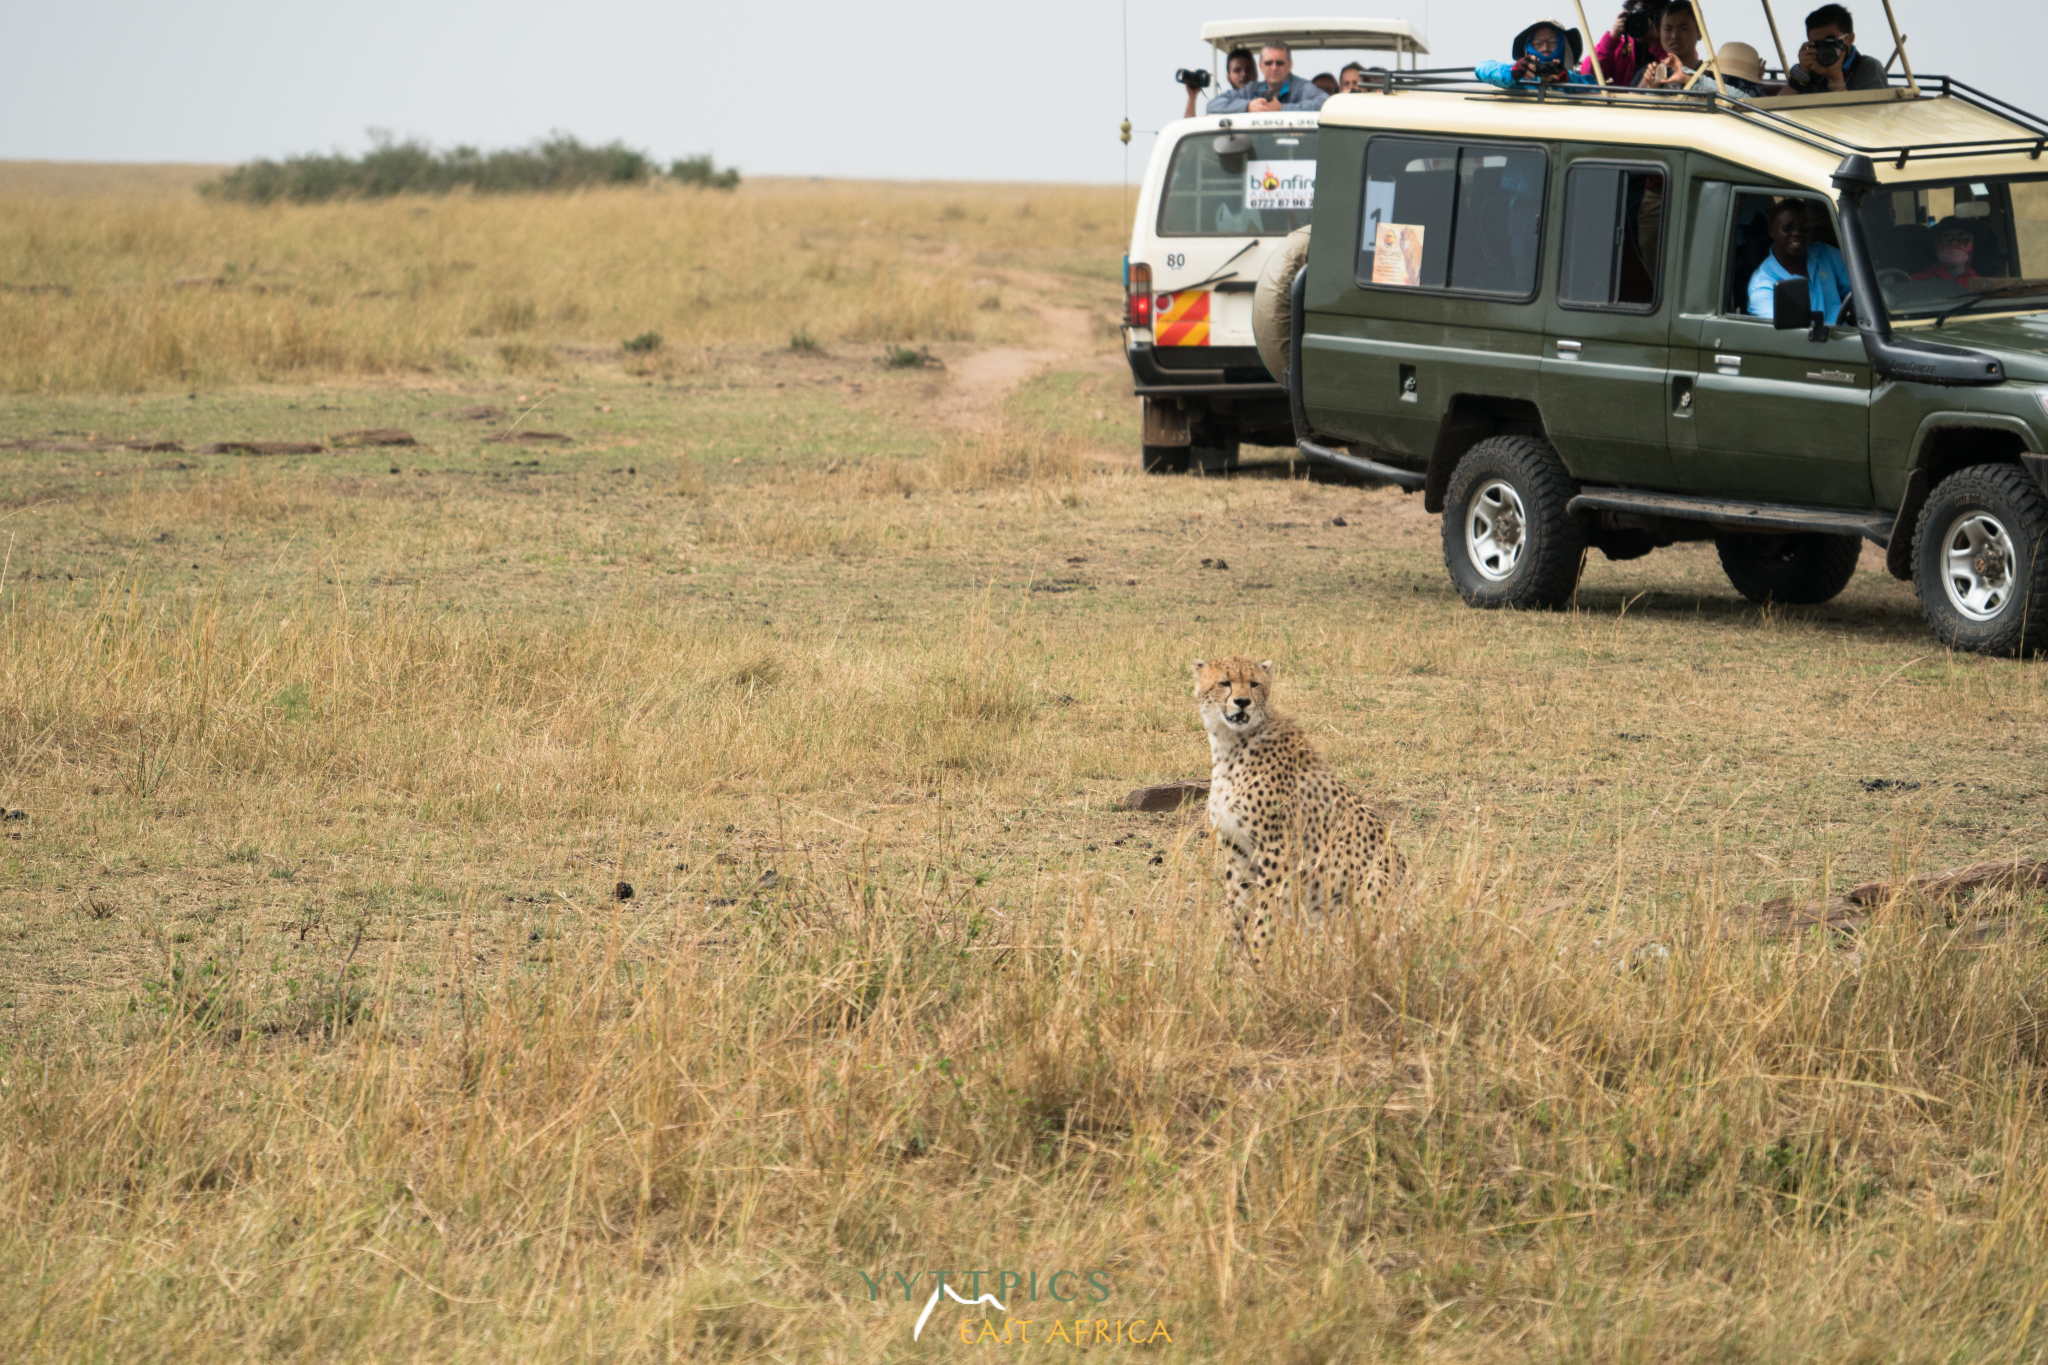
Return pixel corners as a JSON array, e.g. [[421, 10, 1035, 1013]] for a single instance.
[[1716, 41, 1765, 82], [1511, 19, 1585, 65]]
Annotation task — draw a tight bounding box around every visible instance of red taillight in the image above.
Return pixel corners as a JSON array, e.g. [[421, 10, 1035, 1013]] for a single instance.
[[1126, 262, 1153, 327]]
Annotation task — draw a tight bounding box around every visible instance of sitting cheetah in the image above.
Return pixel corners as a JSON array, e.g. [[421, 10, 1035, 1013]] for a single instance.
[[1193, 656, 1404, 964]]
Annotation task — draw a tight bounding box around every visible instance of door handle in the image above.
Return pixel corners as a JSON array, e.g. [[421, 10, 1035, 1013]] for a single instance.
[[1555, 339, 1582, 353], [1714, 353, 1741, 375]]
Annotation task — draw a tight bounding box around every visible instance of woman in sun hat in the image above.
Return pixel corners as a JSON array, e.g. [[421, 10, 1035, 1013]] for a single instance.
[[1713, 41, 1776, 96]]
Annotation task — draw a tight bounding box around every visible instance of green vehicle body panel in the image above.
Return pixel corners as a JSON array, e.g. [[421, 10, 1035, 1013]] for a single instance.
[[1298, 126, 2048, 525]]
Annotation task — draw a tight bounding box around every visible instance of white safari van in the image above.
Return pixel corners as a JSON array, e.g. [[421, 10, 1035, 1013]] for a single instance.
[[1124, 18, 1429, 472]]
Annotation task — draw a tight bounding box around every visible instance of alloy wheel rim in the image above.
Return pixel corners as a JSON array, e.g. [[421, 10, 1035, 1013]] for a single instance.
[[1941, 510, 2019, 622], [1465, 479, 1528, 582]]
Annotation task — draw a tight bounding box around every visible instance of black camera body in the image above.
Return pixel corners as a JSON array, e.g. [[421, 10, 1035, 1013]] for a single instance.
[[1810, 36, 1847, 69], [1620, 0, 1655, 42], [1177, 67, 1213, 90], [1528, 56, 1567, 79]]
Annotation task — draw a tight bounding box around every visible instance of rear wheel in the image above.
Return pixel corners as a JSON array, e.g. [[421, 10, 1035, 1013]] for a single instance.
[[1441, 436, 1586, 609], [1913, 463, 2048, 657], [1142, 444, 1190, 475], [1190, 435, 1240, 476], [1715, 532, 1862, 605]]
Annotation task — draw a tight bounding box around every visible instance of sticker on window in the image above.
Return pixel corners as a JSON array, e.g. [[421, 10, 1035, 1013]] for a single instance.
[[1245, 160, 1315, 211], [1370, 223, 1427, 287]]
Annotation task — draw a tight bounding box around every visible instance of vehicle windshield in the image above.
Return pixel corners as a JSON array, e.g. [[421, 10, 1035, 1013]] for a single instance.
[[1859, 174, 2048, 321], [1157, 130, 1319, 237]]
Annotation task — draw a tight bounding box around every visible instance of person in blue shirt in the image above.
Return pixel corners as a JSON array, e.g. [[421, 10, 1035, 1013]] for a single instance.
[[1747, 199, 1854, 323], [1476, 20, 1595, 89], [1207, 43, 1330, 113]]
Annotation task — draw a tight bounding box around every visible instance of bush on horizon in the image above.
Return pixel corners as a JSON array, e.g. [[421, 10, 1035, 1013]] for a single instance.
[[202, 133, 739, 204]]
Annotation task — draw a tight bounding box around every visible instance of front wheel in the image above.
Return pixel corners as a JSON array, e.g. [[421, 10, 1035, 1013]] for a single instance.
[[1715, 532, 1862, 605], [1441, 435, 1586, 610], [1913, 463, 2048, 656]]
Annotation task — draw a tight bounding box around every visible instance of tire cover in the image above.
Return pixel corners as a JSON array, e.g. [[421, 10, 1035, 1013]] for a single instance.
[[1252, 225, 1313, 385]]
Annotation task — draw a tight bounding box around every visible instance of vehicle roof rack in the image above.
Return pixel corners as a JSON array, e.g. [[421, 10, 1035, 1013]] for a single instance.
[[1340, 68, 2048, 169]]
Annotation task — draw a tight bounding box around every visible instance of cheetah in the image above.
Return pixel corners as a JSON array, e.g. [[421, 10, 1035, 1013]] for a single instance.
[[1193, 656, 1404, 965]]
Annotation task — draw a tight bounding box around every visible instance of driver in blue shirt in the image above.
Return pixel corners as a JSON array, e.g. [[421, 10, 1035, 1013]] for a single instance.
[[1748, 199, 1853, 322]]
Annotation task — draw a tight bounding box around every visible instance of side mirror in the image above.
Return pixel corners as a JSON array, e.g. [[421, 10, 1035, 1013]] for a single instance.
[[1771, 277, 1813, 330]]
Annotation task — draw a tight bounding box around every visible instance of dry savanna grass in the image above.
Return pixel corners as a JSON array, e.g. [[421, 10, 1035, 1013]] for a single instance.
[[4, 167, 2048, 1362], [0, 171, 1125, 393]]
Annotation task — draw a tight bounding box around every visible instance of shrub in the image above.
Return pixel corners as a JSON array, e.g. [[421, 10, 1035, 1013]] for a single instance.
[[204, 132, 668, 205], [669, 155, 741, 191], [622, 331, 663, 353], [789, 331, 819, 353]]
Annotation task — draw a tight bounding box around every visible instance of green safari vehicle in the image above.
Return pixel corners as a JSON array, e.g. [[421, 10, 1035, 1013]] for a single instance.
[[1274, 35, 2048, 655]]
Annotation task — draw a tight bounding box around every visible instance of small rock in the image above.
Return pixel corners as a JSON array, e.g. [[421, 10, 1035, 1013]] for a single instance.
[[528, 930, 541, 943], [448, 405, 503, 421], [614, 881, 634, 901], [332, 428, 416, 447], [1125, 781, 1209, 813], [1331, 516, 1348, 527], [1149, 853, 1165, 866], [1860, 778, 1922, 792], [2, 809, 26, 821], [483, 431, 574, 444], [1200, 557, 1229, 570], [202, 441, 324, 455]]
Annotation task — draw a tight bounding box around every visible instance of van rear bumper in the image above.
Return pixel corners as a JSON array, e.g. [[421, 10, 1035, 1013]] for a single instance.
[[1125, 339, 1280, 395]]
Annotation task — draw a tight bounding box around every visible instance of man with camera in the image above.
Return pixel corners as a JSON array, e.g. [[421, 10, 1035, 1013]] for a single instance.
[[1181, 47, 1255, 119], [1206, 43, 1329, 114], [1786, 4, 1887, 93], [1588, 0, 1667, 86]]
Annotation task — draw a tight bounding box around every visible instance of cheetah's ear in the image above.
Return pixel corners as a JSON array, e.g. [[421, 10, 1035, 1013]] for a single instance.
[[1191, 659, 1206, 676], [1258, 659, 1276, 674]]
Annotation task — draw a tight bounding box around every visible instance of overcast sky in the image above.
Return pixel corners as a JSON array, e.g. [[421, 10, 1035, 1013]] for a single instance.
[[2, 1, 2029, 182]]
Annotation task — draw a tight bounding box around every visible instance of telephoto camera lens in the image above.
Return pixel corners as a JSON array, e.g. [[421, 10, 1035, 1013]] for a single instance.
[[1811, 36, 1845, 66], [1621, 3, 1653, 40], [1176, 67, 1213, 89]]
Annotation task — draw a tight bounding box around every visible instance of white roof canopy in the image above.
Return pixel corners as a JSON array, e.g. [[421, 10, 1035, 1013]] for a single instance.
[[1201, 17, 1429, 56]]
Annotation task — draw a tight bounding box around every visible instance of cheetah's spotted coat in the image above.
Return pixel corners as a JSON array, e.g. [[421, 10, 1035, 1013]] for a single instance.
[[1193, 656, 1403, 964]]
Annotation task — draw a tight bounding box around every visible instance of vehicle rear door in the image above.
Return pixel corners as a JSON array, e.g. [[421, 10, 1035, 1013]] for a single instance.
[[1303, 134, 1549, 463], [1671, 184, 1873, 505], [1539, 151, 1681, 489]]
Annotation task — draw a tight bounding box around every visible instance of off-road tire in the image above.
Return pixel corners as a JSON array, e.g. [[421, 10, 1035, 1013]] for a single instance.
[[1441, 436, 1586, 609], [1714, 532, 1862, 605], [1191, 436, 1240, 476], [1142, 444, 1191, 475], [1912, 462, 2048, 657]]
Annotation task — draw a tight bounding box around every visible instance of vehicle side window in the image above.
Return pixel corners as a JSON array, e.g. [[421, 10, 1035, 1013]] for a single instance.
[[1722, 190, 1834, 317], [1558, 163, 1668, 312], [1358, 137, 1546, 298]]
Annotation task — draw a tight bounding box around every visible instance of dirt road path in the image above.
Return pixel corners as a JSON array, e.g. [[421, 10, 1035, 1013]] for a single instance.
[[931, 271, 1107, 426]]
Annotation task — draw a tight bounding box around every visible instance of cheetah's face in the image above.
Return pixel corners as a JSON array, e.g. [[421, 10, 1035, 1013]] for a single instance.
[[1192, 656, 1275, 734]]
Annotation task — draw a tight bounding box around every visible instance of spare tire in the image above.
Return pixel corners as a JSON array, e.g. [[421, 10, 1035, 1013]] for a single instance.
[[1252, 226, 1312, 385]]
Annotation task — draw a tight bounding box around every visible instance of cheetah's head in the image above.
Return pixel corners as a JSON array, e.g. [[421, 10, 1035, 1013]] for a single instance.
[[1192, 656, 1275, 737]]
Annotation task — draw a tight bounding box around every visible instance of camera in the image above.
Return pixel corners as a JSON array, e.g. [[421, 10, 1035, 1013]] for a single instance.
[[1176, 67, 1212, 90], [1528, 56, 1567, 79], [1810, 36, 1847, 68], [1620, 0, 1655, 42]]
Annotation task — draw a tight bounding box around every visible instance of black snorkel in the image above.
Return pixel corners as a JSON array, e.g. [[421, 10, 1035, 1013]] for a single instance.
[[1831, 153, 2006, 385]]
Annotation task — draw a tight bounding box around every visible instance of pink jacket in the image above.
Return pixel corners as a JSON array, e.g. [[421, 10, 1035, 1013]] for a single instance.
[[1585, 30, 1667, 86]]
